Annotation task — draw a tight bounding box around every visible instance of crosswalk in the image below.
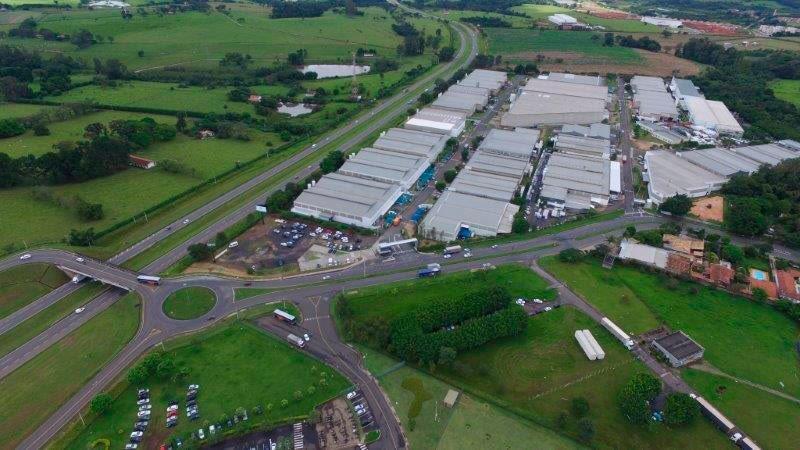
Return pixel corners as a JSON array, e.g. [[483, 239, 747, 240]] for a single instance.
[[293, 422, 304, 449]]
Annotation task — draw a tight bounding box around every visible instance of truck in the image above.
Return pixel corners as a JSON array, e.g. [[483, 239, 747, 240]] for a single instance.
[[443, 245, 462, 255], [72, 274, 87, 284], [600, 317, 634, 349], [418, 268, 439, 278], [287, 334, 305, 348], [690, 394, 736, 435]]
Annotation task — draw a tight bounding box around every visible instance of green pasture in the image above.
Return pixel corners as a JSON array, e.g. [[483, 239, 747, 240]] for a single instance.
[[61, 322, 349, 449], [512, 4, 660, 32], [485, 28, 642, 63], [0, 263, 68, 320], [769, 79, 800, 108], [539, 256, 800, 398], [438, 9, 534, 28], [0, 103, 55, 120], [0, 292, 140, 448]]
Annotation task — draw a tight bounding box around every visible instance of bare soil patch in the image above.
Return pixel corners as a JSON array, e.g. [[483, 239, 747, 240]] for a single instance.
[[691, 196, 724, 223], [520, 49, 700, 77]]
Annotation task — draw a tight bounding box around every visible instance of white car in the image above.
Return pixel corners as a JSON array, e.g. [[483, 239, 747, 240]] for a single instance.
[[137, 411, 150, 419], [198, 428, 206, 440], [125, 444, 138, 450], [346, 391, 358, 400], [131, 431, 143, 438], [189, 384, 200, 390], [443, 254, 452, 259], [322, 275, 331, 280], [544, 306, 552, 312], [19, 254, 31, 260], [228, 241, 239, 248], [303, 333, 310, 342], [183, 219, 190, 224], [74, 307, 86, 314], [75, 257, 85, 263], [167, 404, 179, 412], [209, 425, 216, 435], [515, 299, 526, 306], [137, 399, 149, 406], [491, 244, 498, 249], [463, 252, 471, 258], [533, 299, 543, 304]]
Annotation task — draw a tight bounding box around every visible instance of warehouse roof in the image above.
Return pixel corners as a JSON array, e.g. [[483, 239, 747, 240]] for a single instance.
[[778, 139, 800, 151], [731, 143, 800, 165], [448, 84, 490, 100], [432, 91, 486, 113], [467, 150, 530, 179], [555, 134, 610, 159], [372, 128, 448, 160], [619, 240, 669, 268], [405, 107, 467, 134], [634, 89, 679, 118], [449, 170, 520, 201], [542, 154, 610, 196], [671, 78, 702, 98], [508, 92, 607, 116], [546, 72, 605, 86], [678, 147, 760, 176], [478, 128, 538, 159], [420, 190, 518, 238], [653, 331, 704, 360], [339, 147, 429, 185], [684, 97, 743, 134], [459, 69, 507, 92], [561, 123, 611, 139], [293, 172, 401, 221], [631, 75, 667, 92], [645, 150, 727, 200], [523, 78, 608, 100]]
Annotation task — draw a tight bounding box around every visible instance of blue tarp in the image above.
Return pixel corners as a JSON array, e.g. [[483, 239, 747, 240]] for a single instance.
[[410, 206, 427, 223], [416, 165, 436, 188]]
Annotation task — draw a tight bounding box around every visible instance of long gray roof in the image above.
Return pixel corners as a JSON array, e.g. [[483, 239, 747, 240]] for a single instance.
[[292, 172, 400, 221], [420, 190, 518, 239], [561, 123, 611, 139], [634, 89, 678, 118], [731, 143, 800, 165], [555, 134, 610, 158], [631, 75, 667, 92], [645, 150, 727, 200], [678, 147, 760, 176], [449, 170, 520, 201], [671, 78, 702, 98], [546, 72, 605, 86], [467, 150, 530, 179], [372, 128, 447, 160], [339, 147, 428, 185], [542, 153, 610, 197], [478, 128, 538, 159], [459, 69, 507, 92], [523, 78, 608, 100]]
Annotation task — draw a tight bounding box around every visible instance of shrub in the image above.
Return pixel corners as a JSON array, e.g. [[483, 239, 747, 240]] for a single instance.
[[665, 393, 699, 426]]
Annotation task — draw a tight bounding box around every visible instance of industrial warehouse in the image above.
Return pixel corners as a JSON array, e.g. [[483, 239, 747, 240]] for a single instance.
[[644, 141, 800, 204], [419, 128, 538, 241], [291, 69, 510, 230], [501, 77, 609, 127], [630, 75, 679, 121]]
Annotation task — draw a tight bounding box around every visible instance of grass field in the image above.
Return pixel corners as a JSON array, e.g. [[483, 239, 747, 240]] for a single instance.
[[769, 79, 800, 108], [61, 321, 349, 449], [511, 4, 661, 33], [162, 286, 216, 320], [0, 7, 416, 71], [485, 28, 642, 64], [539, 256, 800, 398], [0, 282, 107, 358], [342, 264, 556, 324], [0, 102, 55, 120], [683, 369, 800, 450], [0, 292, 140, 448], [0, 263, 68, 320], [360, 348, 583, 450]]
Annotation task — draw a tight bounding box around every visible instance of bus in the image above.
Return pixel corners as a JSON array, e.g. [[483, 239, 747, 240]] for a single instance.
[[273, 309, 297, 325], [137, 275, 161, 286], [443, 245, 462, 255]]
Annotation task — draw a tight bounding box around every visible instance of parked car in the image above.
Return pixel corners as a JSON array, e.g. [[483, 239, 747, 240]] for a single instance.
[[125, 444, 138, 450], [137, 411, 151, 419], [303, 333, 310, 342], [533, 299, 543, 304], [75, 257, 85, 263], [198, 429, 206, 440], [544, 306, 552, 312], [228, 241, 238, 248], [347, 391, 358, 400], [137, 399, 150, 406], [515, 299, 525, 306]]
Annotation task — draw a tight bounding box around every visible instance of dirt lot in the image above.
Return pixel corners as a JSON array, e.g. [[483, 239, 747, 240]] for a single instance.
[[315, 398, 361, 450], [188, 216, 376, 277], [691, 196, 724, 222], [530, 49, 701, 77]]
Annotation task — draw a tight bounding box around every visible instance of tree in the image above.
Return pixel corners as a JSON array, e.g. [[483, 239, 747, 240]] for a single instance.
[[558, 248, 584, 263], [214, 232, 228, 249], [752, 287, 769, 303], [0, 119, 25, 138], [555, 411, 568, 429], [320, 150, 345, 174], [512, 212, 528, 234], [68, 228, 97, 246], [721, 243, 744, 265], [571, 397, 589, 418], [176, 112, 187, 132], [664, 393, 699, 426], [577, 418, 595, 442], [438, 46, 455, 62], [624, 225, 637, 238], [443, 169, 457, 183], [127, 366, 147, 385], [187, 243, 213, 261], [726, 198, 768, 237], [90, 393, 113, 414], [659, 194, 692, 216], [618, 373, 661, 424], [435, 181, 446, 192], [603, 32, 615, 47], [438, 346, 456, 366]]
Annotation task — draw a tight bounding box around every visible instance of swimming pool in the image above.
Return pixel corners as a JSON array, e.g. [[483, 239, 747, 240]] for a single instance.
[[750, 269, 767, 281]]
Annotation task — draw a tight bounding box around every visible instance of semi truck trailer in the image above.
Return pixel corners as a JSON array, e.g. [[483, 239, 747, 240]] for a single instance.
[[601, 317, 634, 349], [287, 334, 305, 348]]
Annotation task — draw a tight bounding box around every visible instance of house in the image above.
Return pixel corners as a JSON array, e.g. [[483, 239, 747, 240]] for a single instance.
[[198, 129, 215, 139], [129, 155, 156, 170], [248, 94, 262, 103], [652, 331, 704, 367], [776, 268, 800, 301], [666, 253, 692, 275], [662, 234, 704, 261], [702, 262, 733, 287]]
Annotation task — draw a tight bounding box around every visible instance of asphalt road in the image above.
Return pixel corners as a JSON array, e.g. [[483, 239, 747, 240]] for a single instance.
[[617, 76, 636, 212]]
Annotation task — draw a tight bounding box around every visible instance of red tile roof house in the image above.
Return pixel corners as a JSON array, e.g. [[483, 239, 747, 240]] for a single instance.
[[702, 262, 734, 287], [129, 155, 156, 169], [776, 268, 800, 301], [248, 94, 262, 103]]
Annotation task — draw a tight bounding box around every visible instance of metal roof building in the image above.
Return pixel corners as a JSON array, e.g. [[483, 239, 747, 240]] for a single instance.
[[449, 170, 521, 201], [418, 191, 518, 241], [678, 147, 761, 176], [645, 150, 727, 204], [466, 150, 531, 180], [778, 139, 800, 151], [372, 128, 449, 160], [561, 123, 611, 139], [555, 134, 611, 159], [683, 97, 743, 135], [339, 147, 430, 189], [502, 78, 609, 127], [432, 91, 487, 114], [549, 13, 578, 26], [448, 84, 490, 101], [540, 153, 611, 210], [404, 107, 467, 137], [459, 69, 507, 94], [730, 142, 800, 165], [619, 240, 670, 268], [291, 172, 402, 229], [546, 72, 605, 86], [653, 331, 705, 367], [477, 128, 539, 160], [522, 78, 609, 100], [631, 76, 668, 93], [634, 89, 679, 121], [670, 77, 702, 108], [641, 16, 683, 28]]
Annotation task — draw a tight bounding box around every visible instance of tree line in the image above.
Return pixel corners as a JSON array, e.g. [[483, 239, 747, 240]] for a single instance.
[[459, 16, 512, 28]]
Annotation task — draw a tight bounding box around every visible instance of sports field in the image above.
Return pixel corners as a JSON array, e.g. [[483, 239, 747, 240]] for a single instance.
[[0, 263, 67, 320], [769, 79, 800, 107], [60, 321, 349, 449], [539, 256, 800, 398], [485, 28, 642, 64], [0, 7, 415, 71], [0, 292, 141, 448]]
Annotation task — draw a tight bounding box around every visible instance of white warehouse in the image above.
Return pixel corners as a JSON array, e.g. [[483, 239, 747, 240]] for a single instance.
[[404, 107, 467, 137]]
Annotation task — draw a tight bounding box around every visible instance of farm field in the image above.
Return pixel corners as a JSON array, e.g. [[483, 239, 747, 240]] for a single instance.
[[341, 264, 557, 324], [437, 9, 534, 28], [485, 28, 642, 64], [0, 7, 417, 71], [769, 79, 800, 107], [0, 102, 55, 120], [360, 348, 583, 450], [683, 369, 800, 450], [539, 256, 800, 398], [0, 282, 107, 358], [0, 110, 293, 249], [59, 321, 349, 449], [0, 263, 67, 320], [0, 292, 141, 448]]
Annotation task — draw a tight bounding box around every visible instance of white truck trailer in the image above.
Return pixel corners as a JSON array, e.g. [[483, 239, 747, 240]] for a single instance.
[[581, 330, 605, 360], [574, 330, 597, 360], [601, 317, 634, 349], [287, 334, 305, 348]]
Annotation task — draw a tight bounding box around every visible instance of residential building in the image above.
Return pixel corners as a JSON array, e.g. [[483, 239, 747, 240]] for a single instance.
[[662, 234, 704, 261], [129, 155, 156, 169], [776, 268, 800, 301]]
